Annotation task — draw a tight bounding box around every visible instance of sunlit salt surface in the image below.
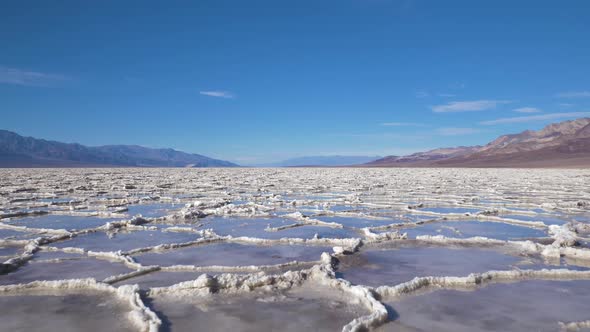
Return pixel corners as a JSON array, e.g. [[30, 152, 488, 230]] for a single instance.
[[1, 168, 590, 331], [382, 280, 590, 332]]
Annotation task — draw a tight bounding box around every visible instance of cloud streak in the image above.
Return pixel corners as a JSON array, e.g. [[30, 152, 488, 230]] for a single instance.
[[199, 90, 235, 98], [480, 112, 590, 125], [437, 93, 455, 97], [381, 122, 428, 127], [0, 66, 68, 87], [432, 100, 510, 113], [435, 127, 481, 136], [556, 91, 590, 98], [513, 107, 542, 113]]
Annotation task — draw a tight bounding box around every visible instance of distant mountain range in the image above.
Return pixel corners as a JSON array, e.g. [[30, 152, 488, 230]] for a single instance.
[[366, 118, 590, 168], [259, 155, 381, 167], [0, 130, 238, 167], [3, 118, 589, 168]]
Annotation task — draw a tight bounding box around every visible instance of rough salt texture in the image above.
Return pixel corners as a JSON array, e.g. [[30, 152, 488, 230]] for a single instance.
[[1, 168, 590, 331]]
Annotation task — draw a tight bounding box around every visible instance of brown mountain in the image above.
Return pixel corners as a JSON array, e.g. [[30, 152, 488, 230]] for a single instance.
[[366, 118, 590, 168]]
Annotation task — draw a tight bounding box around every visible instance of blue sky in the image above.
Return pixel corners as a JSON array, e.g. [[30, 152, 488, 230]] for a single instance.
[[1, 0, 589, 164]]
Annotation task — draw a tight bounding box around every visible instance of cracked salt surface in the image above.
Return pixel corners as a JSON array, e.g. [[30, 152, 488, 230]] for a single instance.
[[1, 168, 590, 331]]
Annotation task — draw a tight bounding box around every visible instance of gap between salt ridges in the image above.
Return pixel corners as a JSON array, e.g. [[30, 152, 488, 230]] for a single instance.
[[0, 212, 368, 283], [403, 206, 548, 228], [412, 222, 590, 261], [147, 252, 389, 332], [0, 193, 578, 248], [2, 210, 589, 280], [373, 268, 590, 301], [0, 209, 128, 220], [0, 211, 367, 277], [0, 278, 161, 332]]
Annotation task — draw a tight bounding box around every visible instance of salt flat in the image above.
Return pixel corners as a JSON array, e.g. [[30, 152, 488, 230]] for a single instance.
[[1, 168, 590, 331]]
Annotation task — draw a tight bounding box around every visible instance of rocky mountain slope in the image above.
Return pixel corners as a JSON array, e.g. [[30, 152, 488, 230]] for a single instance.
[[366, 118, 590, 168]]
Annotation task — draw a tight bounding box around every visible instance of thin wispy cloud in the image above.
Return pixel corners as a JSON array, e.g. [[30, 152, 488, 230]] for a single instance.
[[513, 107, 542, 113], [437, 93, 455, 97], [199, 90, 235, 99], [381, 122, 428, 127], [435, 127, 481, 136], [449, 82, 466, 89], [415, 90, 429, 98], [432, 100, 510, 113], [480, 112, 590, 125], [0, 66, 68, 87], [333, 132, 429, 140], [556, 91, 590, 98]]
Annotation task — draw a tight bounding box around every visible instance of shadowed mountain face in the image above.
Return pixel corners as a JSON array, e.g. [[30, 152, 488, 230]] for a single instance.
[[366, 118, 590, 168], [0, 130, 238, 168]]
